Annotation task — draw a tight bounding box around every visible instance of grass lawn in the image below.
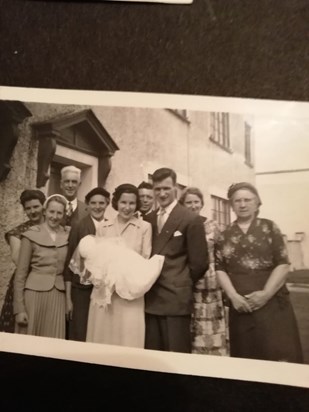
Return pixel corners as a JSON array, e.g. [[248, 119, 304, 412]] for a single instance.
[[287, 269, 309, 284], [289, 289, 309, 364]]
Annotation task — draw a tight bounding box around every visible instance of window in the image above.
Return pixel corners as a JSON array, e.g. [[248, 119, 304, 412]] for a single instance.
[[210, 113, 230, 150], [244, 122, 253, 166], [211, 195, 231, 231]]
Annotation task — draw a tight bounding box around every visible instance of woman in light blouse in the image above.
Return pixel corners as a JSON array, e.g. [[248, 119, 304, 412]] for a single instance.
[[86, 183, 152, 348], [14, 194, 70, 339]]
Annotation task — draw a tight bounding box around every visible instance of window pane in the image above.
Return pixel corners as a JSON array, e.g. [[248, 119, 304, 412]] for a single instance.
[[211, 195, 230, 231]]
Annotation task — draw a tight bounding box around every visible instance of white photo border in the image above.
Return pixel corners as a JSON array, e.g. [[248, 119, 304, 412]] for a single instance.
[[0, 86, 309, 389]]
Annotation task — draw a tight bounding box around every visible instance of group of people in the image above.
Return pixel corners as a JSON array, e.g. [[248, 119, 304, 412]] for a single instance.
[[0, 165, 303, 363]]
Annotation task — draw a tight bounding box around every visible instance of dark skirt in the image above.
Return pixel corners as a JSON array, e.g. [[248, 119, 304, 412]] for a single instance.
[[0, 274, 15, 333], [229, 272, 303, 363], [67, 283, 92, 342]]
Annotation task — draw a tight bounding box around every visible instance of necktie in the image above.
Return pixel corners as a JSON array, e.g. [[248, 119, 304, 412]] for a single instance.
[[67, 201, 73, 217], [157, 208, 166, 234]]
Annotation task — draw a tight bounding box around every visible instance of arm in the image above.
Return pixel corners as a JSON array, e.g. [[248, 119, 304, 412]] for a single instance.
[[187, 216, 209, 282], [245, 264, 290, 311], [246, 220, 291, 311], [141, 223, 152, 259], [217, 270, 252, 313], [8, 236, 21, 266], [65, 280, 73, 320], [13, 237, 33, 324], [214, 233, 252, 313], [63, 223, 80, 283]]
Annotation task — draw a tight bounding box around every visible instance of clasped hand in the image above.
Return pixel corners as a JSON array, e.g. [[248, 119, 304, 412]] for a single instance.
[[230, 290, 269, 313], [244, 290, 269, 311]]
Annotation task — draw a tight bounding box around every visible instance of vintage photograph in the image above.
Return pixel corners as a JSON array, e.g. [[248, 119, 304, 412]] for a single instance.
[[0, 88, 308, 387]]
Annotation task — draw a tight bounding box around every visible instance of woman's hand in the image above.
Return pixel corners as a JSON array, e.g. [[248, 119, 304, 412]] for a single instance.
[[245, 291, 270, 311], [230, 293, 253, 313], [66, 297, 73, 321], [15, 312, 28, 326]]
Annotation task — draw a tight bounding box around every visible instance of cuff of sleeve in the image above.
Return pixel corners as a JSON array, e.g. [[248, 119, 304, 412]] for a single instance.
[[13, 302, 26, 315], [63, 268, 73, 282]]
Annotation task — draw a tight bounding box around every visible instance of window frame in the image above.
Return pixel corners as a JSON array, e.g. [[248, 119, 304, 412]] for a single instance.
[[244, 121, 254, 167], [209, 112, 232, 153], [210, 195, 231, 231]]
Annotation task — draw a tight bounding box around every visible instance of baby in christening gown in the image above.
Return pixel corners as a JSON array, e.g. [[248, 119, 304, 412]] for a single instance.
[[70, 235, 164, 308]]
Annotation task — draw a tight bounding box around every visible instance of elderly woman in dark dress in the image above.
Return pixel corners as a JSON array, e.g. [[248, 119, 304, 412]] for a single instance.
[[0, 190, 46, 333], [215, 182, 303, 363]]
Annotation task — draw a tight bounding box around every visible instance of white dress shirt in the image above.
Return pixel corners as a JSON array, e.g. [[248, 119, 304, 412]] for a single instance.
[[157, 199, 178, 230], [91, 216, 108, 233]]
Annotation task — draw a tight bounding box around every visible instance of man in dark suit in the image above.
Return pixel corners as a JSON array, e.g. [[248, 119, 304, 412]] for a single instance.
[[60, 165, 88, 227], [60, 165, 88, 340], [64, 187, 110, 341], [144, 168, 209, 353]]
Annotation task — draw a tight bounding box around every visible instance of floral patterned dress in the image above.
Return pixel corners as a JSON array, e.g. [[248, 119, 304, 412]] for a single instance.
[[215, 218, 303, 363], [0, 221, 33, 332], [191, 218, 229, 356]]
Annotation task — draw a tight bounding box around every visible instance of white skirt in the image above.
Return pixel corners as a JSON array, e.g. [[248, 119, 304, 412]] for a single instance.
[[86, 293, 145, 348]]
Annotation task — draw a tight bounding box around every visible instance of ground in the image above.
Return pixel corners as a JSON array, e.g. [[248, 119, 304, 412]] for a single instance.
[[287, 270, 309, 364]]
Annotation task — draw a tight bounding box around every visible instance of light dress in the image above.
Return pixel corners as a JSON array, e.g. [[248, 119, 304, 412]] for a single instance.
[[69, 215, 164, 348]]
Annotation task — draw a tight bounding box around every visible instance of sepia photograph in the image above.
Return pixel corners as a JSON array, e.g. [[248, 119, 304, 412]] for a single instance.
[[0, 87, 308, 388]]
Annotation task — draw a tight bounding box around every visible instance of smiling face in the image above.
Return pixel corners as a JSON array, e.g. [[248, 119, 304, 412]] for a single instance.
[[117, 193, 137, 221], [88, 194, 108, 221], [23, 199, 44, 224], [138, 188, 154, 213], [44, 200, 65, 230], [153, 177, 176, 208], [231, 189, 259, 221], [60, 171, 81, 201], [183, 193, 203, 215]]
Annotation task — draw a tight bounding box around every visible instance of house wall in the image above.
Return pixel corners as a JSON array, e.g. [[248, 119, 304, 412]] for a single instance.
[[255, 115, 309, 270], [256, 171, 309, 269], [0, 103, 255, 309]]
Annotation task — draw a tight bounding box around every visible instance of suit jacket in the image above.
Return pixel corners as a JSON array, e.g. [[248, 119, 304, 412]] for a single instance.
[[144, 203, 209, 316], [13, 224, 70, 314], [67, 200, 89, 228], [63, 214, 96, 287]]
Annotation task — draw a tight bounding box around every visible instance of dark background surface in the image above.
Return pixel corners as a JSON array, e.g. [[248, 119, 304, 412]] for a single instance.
[[1, 0, 309, 410], [1, 0, 309, 100]]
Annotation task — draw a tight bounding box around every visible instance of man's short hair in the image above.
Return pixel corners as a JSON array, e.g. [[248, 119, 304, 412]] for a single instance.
[[137, 181, 153, 190], [60, 165, 81, 180], [152, 168, 177, 185]]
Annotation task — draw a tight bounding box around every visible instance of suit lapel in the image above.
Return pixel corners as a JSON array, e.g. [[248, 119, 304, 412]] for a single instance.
[[152, 203, 182, 255], [85, 214, 96, 235]]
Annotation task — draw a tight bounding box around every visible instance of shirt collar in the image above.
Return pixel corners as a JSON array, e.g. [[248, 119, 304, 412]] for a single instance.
[[101, 214, 141, 229], [67, 198, 78, 211], [91, 216, 108, 231], [157, 199, 178, 216]]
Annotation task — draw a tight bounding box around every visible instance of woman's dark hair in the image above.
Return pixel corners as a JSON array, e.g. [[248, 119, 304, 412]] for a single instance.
[[85, 187, 110, 204], [20, 189, 46, 208], [111, 184, 140, 211], [179, 187, 204, 207]]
